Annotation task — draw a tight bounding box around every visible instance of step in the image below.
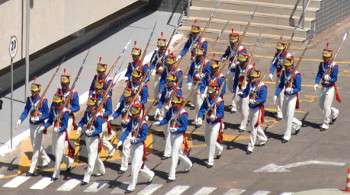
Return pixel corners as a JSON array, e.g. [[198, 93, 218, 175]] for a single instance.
[[178, 26, 306, 45], [182, 16, 308, 38], [238, 0, 321, 8], [191, 0, 320, 18], [188, 6, 314, 28]]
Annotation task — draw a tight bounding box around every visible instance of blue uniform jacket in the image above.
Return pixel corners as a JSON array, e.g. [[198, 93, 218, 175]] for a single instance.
[[97, 95, 113, 118], [315, 62, 338, 87], [149, 50, 166, 72], [199, 70, 226, 96], [62, 89, 80, 113], [159, 68, 183, 94], [275, 70, 302, 96], [119, 120, 148, 144], [125, 61, 150, 82], [44, 105, 70, 133], [244, 82, 268, 108], [19, 96, 49, 125], [89, 74, 113, 96], [158, 107, 188, 134], [197, 96, 224, 124], [232, 64, 252, 95], [187, 58, 208, 83], [78, 111, 103, 137], [269, 52, 285, 75], [113, 97, 129, 119], [179, 36, 208, 59]]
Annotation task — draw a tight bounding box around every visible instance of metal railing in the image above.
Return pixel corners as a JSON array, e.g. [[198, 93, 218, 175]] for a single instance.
[[289, 0, 312, 29]]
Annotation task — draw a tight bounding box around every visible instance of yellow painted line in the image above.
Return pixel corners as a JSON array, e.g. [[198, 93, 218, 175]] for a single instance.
[[18, 137, 32, 174], [265, 106, 306, 114], [145, 133, 153, 151], [264, 81, 315, 88]]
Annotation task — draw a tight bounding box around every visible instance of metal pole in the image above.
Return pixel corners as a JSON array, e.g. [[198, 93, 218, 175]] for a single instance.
[[10, 58, 14, 149], [25, 0, 30, 101]]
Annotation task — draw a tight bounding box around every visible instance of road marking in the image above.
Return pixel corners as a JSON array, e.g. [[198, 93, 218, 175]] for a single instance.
[[84, 181, 109, 192], [280, 193, 293, 195], [57, 178, 81, 191], [254, 160, 346, 173], [165, 185, 190, 195], [252, 191, 271, 195], [193, 186, 217, 195], [29, 177, 53, 190], [223, 188, 246, 195], [2, 175, 30, 188], [137, 183, 163, 195]]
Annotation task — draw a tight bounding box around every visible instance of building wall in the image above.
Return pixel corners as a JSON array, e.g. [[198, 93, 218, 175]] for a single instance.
[[0, 0, 138, 70]]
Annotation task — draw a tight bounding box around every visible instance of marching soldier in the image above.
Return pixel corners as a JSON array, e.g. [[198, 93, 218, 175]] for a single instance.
[[154, 92, 192, 182], [222, 30, 240, 113], [125, 42, 149, 82], [150, 33, 168, 98], [126, 66, 149, 105], [195, 57, 226, 125], [197, 81, 224, 168], [186, 47, 209, 109], [112, 87, 134, 173], [42, 89, 73, 180], [155, 73, 183, 159], [116, 102, 155, 193], [275, 53, 302, 143], [270, 39, 288, 120], [232, 46, 254, 132], [158, 52, 183, 98], [94, 79, 115, 158], [59, 69, 80, 132], [17, 81, 51, 176], [77, 95, 106, 185], [89, 61, 111, 96], [245, 69, 268, 154], [314, 46, 340, 131], [177, 23, 208, 61]]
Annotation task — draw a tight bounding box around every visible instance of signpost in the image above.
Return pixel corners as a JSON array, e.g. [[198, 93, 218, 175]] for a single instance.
[[9, 35, 18, 149]]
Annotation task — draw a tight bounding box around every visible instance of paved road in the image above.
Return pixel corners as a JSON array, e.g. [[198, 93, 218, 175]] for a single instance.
[[1, 7, 350, 195]]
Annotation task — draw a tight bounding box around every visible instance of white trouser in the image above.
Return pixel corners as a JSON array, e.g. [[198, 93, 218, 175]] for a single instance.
[[128, 143, 154, 191], [204, 122, 223, 166], [237, 95, 249, 131], [247, 107, 268, 152], [163, 125, 172, 157], [168, 133, 192, 180], [276, 89, 285, 119], [319, 86, 339, 128], [227, 71, 237, 110], [52, 131, 73, 178], [196, 89, 206, 109], [282, 94, 302, 141], [28, 124, 51, 173], [83, 136, 105, 183], [101, 122, 114, 154], [153, 75, 160, 99], [120, 130, 131, 171], [67, 117, 74, 132]]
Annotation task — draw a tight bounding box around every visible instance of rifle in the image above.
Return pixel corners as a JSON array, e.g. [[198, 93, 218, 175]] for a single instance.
[[210, 20, 230, 53], [141, 22, 158, 65], [32, 57, 65, 117]]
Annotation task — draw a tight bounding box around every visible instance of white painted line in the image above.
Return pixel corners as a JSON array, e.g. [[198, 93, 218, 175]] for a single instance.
[[280, 193, 293, 195], [193, 186, 217, 195], [223, 188, 246, 195], [57, 178, 81, 191], [110, 182, 128, 194], [3, 175, 30, 188], [137, 184, 163, 195], [83, 181, 109, 193], [165, 185, 190, 195], [0, 174, 4, 179], [30, 177, 53, 190], [252, 191, 271, 195]]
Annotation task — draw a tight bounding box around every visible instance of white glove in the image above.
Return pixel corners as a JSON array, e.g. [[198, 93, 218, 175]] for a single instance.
[[324, 74, 331, 81], [200, 73, 205, 79], [85, 129, 93, 136], [130, 137, 138, 144], [63, 92, 70, 98], [121, 117, 130, 124], [164, 104, 170, 110], [153, 121, 161, 126], [230, 62, 236, 72], [196, 117, 203, 126], [187, 82, 193, 91], [108, 116, 114, 122], [273, 95, 277, 105], [237, 91, 243, 96], [209, 114, 216, 121], [313, 84, 319, 91], [62, 107, 71, 113], [169, 127, 177, 133], [249, 99, 256, 104], [155, 108, 161, 117], [53, 127, 59, 133], [151, 70, 156, 76], [285, 87, 293, 94], [77, 127, 82, 134], [16, 120, 22, 127], [269, 73, 274, 81], [176, 55, 181, 61], [38, 126, 45, 133], [30, 116, 40, 123], [117, 141, 122, 148]]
